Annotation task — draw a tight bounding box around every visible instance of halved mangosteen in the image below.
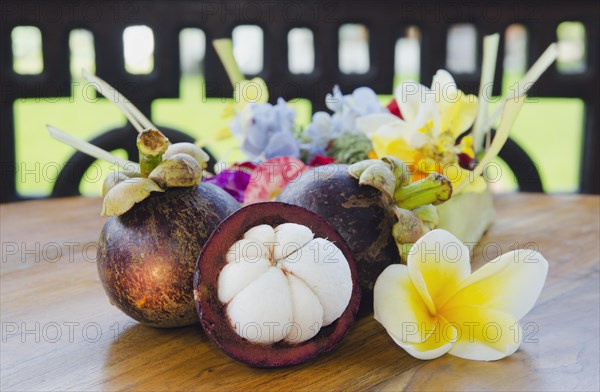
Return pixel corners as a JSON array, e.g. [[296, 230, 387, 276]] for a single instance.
[[194, 202, 360, 367]]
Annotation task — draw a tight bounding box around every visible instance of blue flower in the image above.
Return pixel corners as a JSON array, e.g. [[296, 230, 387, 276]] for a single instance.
[[231, 98, 300, 160], [303, 112, 334, 157], [303, 86, 385, 158]]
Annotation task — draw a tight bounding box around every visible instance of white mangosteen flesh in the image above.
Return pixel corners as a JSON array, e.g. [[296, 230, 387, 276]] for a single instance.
[[217, 223, 353, 345]]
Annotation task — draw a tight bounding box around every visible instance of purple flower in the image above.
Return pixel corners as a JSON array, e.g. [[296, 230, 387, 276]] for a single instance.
[[202, 169, 250, 202]]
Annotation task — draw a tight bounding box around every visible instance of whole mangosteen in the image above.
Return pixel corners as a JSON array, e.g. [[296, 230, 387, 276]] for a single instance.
[[95, 129, 240, 328], [49, 73, 241, 328], [98, 183, 239, 328]]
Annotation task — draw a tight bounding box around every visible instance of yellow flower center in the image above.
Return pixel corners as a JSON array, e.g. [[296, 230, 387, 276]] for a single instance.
[[412, 126, 472, 178]]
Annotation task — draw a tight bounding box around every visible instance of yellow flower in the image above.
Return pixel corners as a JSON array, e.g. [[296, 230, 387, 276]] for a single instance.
[[357, 70, 480, 190], [374, 229, 548, 361], [233, 77, 269, 113]]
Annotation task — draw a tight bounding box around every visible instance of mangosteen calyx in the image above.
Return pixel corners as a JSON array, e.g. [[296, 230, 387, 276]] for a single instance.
[[347, 156, 453, 249], [102, 128, 210, 217], [101, 177, 164, 217]]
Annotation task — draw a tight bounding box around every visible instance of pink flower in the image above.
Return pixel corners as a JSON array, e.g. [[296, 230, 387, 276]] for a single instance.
[[243, 157, 307, 204]]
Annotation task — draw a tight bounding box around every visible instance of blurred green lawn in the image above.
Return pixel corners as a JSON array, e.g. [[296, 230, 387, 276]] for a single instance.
[[14, 74, 583, 197]]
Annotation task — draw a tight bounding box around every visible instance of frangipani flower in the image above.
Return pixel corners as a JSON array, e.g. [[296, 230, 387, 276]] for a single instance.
[[357, 71, 480, 190], [374, 229, 548, 361]]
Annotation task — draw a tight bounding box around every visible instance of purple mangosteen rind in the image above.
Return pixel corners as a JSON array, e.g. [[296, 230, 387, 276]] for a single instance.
[[194, 201, 361, 368], [97, 183, 240, 328]]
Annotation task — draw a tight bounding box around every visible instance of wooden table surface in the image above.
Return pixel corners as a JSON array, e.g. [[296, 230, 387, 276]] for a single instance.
[[1, 194, 599, 391]]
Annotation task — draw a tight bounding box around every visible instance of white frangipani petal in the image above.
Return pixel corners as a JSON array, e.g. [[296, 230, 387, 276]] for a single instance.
[[448, 249, 549, 320], [395, 82, 430, 125], [432, 69, 457, 96], [374, 264, 437, 344], [389, 322, 458, 360], [356, 113, 403, 135], [445, 307, 522, 361], [410, 91, 440, 134], [408, 132, 428, 149], [375, 121, 414, 140]]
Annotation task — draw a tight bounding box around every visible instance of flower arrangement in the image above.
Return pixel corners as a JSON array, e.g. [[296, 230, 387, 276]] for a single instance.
[[208, 36, 557, 218], [46, 33, 557, 365], [201, 39, 390, 203]]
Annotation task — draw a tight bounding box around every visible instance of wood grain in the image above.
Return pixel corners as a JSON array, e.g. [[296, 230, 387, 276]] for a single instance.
[[1, 194, 599, 391]]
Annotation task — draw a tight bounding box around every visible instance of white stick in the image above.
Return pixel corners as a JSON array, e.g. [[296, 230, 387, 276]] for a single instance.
[[213, 39, 245, 89], [485, 43, 558, 130], [456, 96, 526, 193], [82, 70, 156, 132], [47, 125, 140, 173], [472, 33, 500, 153]]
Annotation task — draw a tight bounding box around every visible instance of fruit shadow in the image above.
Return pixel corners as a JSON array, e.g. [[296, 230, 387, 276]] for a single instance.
[[101, 322, 215, 386], [100, 321, 309, 388]]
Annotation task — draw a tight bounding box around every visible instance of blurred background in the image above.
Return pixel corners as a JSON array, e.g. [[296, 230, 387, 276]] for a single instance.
[[3, 1, 595, 199]]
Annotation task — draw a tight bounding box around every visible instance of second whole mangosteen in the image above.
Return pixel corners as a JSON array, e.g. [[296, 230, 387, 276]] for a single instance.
[[278, 158, 452, 314]]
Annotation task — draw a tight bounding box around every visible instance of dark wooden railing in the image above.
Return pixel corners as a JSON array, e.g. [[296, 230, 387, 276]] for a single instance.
[[1, 0, 598, 202]]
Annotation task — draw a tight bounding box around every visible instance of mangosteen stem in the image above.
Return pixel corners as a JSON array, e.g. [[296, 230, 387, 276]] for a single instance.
[[393, 173, 453, 210], [137, 129, 170, 177]]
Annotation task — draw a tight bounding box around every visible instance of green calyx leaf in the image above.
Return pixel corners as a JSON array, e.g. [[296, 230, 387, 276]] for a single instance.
[[391, 206, 425, 244], [381, 156, 410, 187], [355, 161, 397, 200]]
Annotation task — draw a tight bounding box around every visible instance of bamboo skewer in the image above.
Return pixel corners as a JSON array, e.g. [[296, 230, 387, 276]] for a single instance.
[[82, 70, 156, 133], [47, 125, 140, 173], [484, 43, 558, 131], [472, 33, 500, 154]]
